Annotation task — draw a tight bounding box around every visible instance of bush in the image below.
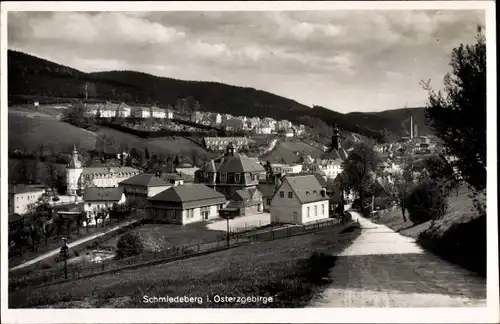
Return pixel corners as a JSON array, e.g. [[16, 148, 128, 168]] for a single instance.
[[374, 196, 392, 210], [406, 180, 448, 224], [116, 232, 143, 259]]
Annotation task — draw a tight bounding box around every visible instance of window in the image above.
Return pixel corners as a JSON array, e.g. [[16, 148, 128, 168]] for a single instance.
[[266, 198, 272, 205], [220, 173, 227, 181], [307, 207, 310, 217], [313, 190, 317, 194], [322, 204, 325, 215], [288, 192, 293, 199], [306, 191, 310, 195], [235, 173, 241, 183], [279, 191, 284, 198], [172, 210, 177, 219], [314, 205, 317, 216]]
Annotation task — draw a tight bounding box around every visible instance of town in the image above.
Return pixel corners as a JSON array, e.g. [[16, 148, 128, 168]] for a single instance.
[[4, 8, 491, 317]]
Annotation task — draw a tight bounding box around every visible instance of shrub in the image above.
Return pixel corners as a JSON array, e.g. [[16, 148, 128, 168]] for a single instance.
[[406, 180, 448, 224], [116, 232, 143, 259], [374, 196, 392, 210]]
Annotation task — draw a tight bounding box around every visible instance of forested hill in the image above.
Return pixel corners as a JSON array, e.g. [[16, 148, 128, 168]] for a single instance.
[[8, 49, 429, 142]]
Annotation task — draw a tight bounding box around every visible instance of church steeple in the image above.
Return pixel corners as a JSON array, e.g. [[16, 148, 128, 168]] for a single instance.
[[331, 123, 340, 151]]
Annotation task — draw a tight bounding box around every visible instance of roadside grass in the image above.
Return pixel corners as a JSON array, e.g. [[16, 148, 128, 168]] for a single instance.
[[371, 184, 486, 277], [10, 222, 361, 308], [102, 223, 225, 252]]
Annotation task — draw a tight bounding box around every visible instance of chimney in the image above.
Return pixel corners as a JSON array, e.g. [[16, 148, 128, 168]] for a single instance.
[[410, 116, 413, 139]]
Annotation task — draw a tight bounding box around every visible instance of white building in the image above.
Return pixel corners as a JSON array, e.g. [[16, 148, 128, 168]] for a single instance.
[[8, 185, 47, 215], [285, 128, 294, 138], [255, 124, 273, 135], [83, 187, 127, 225], [271, 163, 303, 175], [147, 184, 227, 225], [151, 106, 166, 119], [166, 109, 174, 119], [313, 159, 343, 180], [118, 173, 173, 208], [133, 106, 151, 119], [270, 174, 329, 225], [66, 146, 140, 196]]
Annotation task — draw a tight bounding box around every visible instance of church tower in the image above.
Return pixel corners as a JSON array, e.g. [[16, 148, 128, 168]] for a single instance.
[[66, 144, 84, 196], [331, 123, 341, 151]]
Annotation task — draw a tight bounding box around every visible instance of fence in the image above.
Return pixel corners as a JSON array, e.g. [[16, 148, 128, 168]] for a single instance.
[[9, 218, 340, 290]]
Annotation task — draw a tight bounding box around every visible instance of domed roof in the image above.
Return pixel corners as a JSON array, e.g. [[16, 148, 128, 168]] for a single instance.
[[67, 144, 83, 169]]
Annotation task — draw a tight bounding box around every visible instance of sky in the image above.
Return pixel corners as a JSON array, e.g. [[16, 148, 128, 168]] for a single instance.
[[7, 10, 485, 113]]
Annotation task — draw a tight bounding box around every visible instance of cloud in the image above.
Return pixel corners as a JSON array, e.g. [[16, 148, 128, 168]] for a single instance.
[[7, 10, 485, 112]]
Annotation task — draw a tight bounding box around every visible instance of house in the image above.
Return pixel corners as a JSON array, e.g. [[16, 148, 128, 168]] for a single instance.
[[166, 108, 174, 119], [270, 174, 329, 225], [115, 102, 132, 118], [285, 128, 295, 138], [191, 111, 203, 123], [203, 137, 249, 151], [257, 180, 280, 212], [118, 173, 172, 208], [254, 124, 273, 135], [209, 113, 222, 125], [162, 173, 185, 186], [195, 143, 267, 198], [271, 163, 303, 175], [219, 188, 263, 218], [8, 185, 47, 215], [147, 184, 227, 224], [133, 106, 151, 119], [83, 187, 127, 224], [151, 106, 166, 119]]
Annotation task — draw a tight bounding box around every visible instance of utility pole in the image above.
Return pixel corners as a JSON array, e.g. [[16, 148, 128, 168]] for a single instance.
[[60, 237, 69, 279], [226, 215, 230, 248]]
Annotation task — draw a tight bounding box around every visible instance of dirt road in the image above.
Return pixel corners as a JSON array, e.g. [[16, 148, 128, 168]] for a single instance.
[[309, 211, 487, 307]]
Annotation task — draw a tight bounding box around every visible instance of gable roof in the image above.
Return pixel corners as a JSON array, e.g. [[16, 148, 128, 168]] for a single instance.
[[119, 173, 171, 187], [82, 166, 139, 176], [149, 184, 226, 209], [280, 175, 328, 204], [257, 183, 276, 197], [8, 184, 46, 195], [83, 187, 125, 202], [321, 147, 348, 161], [231, 188, 261, 201]]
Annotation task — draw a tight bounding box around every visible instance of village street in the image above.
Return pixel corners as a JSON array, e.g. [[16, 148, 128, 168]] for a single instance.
[[309, 211, 487, 307]]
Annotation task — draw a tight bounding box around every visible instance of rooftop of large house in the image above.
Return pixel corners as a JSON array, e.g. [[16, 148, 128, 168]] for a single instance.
[[281, 174, 329, 204], [8, 184, 46, 195], [198, 144, 266, 174], [149, 184, 227, 209], [119, 173, 171, 187], [83, 187, 125, 202], [82, 166, 140, 176]]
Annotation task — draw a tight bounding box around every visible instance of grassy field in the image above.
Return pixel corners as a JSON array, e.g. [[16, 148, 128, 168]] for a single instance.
[[8, 106, 211, 158], [10, 222, 361, 308], [260, 138, 324, 164], [372, 184, 482, 239], [101, 223, 225, 252]]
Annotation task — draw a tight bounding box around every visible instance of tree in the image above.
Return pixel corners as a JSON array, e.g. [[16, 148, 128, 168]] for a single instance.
[[406, 179, 449, 224], [420, 154, 459, 195], [116, 232, 144, 259], [342, 142, 381, 210], [422, 26, 486, 195]]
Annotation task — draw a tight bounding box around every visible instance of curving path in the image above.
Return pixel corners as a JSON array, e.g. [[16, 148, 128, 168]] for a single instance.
[[309, 211, 487, 307]]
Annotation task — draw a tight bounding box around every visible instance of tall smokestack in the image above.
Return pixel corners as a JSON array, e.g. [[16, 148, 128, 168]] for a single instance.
[[410, 116, 413, 139]]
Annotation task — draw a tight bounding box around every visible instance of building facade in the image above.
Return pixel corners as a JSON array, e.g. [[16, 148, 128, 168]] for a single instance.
[[147, 184, 227, 225], [8, 185, 47, 215], [66, 146, 140, 196], [118, 173, 173, 208], [194, 143, 267, 198], [270, 174, 329, 225]]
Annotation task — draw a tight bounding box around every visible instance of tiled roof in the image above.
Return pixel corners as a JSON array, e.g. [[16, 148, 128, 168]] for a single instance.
[[8, 184, 46, 195], [119, 173, 171, 187], [283, 174, 329, 204], [257, 183, 277, 197], [321, 148, 348, 161], [149, 184, 226, 209], [83, 187, 125, 202], [82, 167, 139, 176]]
